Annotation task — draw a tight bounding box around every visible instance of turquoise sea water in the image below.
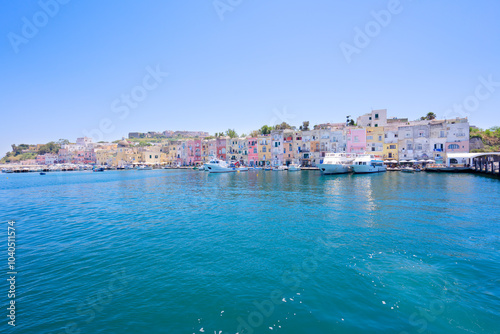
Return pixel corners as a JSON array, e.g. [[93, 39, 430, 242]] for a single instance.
[[1, 170, 499, 334]]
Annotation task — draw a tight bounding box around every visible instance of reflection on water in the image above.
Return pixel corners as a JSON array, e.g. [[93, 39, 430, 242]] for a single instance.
[[0, 170, 498, 333]]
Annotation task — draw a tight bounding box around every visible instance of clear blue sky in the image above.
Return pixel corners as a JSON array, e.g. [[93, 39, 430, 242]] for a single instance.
[[1, 0, 499, 155]]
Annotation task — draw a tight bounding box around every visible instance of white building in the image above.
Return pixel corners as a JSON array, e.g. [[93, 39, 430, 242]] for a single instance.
[[357, 109, 388, 128]]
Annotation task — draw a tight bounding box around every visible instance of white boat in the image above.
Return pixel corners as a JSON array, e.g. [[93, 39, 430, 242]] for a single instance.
[[198, 165, 205, 171], [136, 165, 153, 170], [352, 155, 387, 174], [204, 158, 236, 173], [319, 153, 356, 174], [236, 166, 248, 171], [273, 165, 287, 171], [400, 167, 415, 173], [287, 163, 301, 171]]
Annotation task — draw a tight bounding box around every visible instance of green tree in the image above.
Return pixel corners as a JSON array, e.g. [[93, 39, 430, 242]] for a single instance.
[[225, 129, 238, 138], [422, 112, 437, 120], [302, 121, 310, 131], [260, 125, 272, 135], [250, 130, 260, 137]]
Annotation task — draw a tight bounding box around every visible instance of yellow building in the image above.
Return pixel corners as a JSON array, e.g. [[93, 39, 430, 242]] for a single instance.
[[383, 143, 399, 161], [257, 135, 271, 166], [366, 126, 385, 156], [95, 149, 117, 166]]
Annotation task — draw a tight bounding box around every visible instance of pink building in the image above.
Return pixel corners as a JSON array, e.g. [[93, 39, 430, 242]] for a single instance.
[[36, 155, 46, 165], [194, 139, 202, 164], [84, 150, 96, 164], [216, 138, 227, 161], [445, 140, 469, 153], [247, 137, 258, 166], [346, 128, 367, 154]]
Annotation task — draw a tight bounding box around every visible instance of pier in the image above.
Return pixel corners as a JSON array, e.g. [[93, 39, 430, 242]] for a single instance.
[[470, 153, 500, 176]]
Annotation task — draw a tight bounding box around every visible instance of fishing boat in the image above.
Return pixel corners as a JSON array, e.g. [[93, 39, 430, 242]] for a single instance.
[[352, 155, 387, 174], [93, 167, 105, 172], [273, 165, 287, 171], [236, 166, 249, 171], [287, 163, 301, 171], [400, 167, 415, 173], [319, 153, 356, 174], [204, 158, 236, 173], [40, 172, 46, 175]]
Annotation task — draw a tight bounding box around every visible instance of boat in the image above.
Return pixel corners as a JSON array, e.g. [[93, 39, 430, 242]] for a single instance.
[[93, 167, 105, 172], [400, 167, 415, 173], [352, 155, 387, 174], [236, 166, 249, 171], [319, 153, 356, 174], [287, 163, 301, 171], [273, 166, 287, 171], [251, 167, 263, 170], [204, 158, 236, 173], [264, 166, 273, 171], [40, 172, 46, 175], [198, 165, 205, 171], [386, 167, 401, 171], [2, 169, 13, 173], [136, 165, 153, 170]]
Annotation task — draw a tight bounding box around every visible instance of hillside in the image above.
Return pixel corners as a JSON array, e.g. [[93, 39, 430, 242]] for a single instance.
[[469, 127, 500, 152]]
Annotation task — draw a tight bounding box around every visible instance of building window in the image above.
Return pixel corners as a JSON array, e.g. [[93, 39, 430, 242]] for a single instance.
[[389, 145, 396, 149], [448, 144, 460, 149], [375, 114, 379, 119], [378, 136, 382, 141]]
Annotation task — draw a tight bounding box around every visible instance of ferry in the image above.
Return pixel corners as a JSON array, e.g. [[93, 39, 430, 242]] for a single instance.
[[319, 153, 356, 174], [352, 155, 387, 174], [204, 158, 236, 173]]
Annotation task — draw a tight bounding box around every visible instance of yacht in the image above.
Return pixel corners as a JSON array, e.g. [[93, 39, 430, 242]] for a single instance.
[[319, 153, 356, 174], [204, 158, 236, 173], [352, 155, 387, 174]]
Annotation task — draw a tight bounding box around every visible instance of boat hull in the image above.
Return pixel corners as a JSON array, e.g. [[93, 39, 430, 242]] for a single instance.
[[352, 165, 387, 174], [319, 164, 351, 174], [205, 163, 236, 173]]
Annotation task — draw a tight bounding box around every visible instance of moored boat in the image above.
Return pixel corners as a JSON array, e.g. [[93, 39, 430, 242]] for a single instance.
[[204, 158, 236, 173], [400, 167, 415, 173], [352, 155, 387, 174], [287, 163, 301, 171], [136, 165, 153, 170], [319, 153, 356, 174]]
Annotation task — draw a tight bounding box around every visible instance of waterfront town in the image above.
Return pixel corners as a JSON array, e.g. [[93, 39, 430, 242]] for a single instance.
[[0, 109, 486, 170]]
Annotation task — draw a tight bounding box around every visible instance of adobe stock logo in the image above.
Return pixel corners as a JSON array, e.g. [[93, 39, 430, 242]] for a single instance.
[[213, 0, 243, 21], [7, 0, 71, 54], [443, 75, 500, 119], [83, 65, 168, 142], [339, 0, 406, 64]]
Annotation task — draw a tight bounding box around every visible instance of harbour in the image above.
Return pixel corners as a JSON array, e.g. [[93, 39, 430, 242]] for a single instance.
[[1, 168, 499, 333]]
